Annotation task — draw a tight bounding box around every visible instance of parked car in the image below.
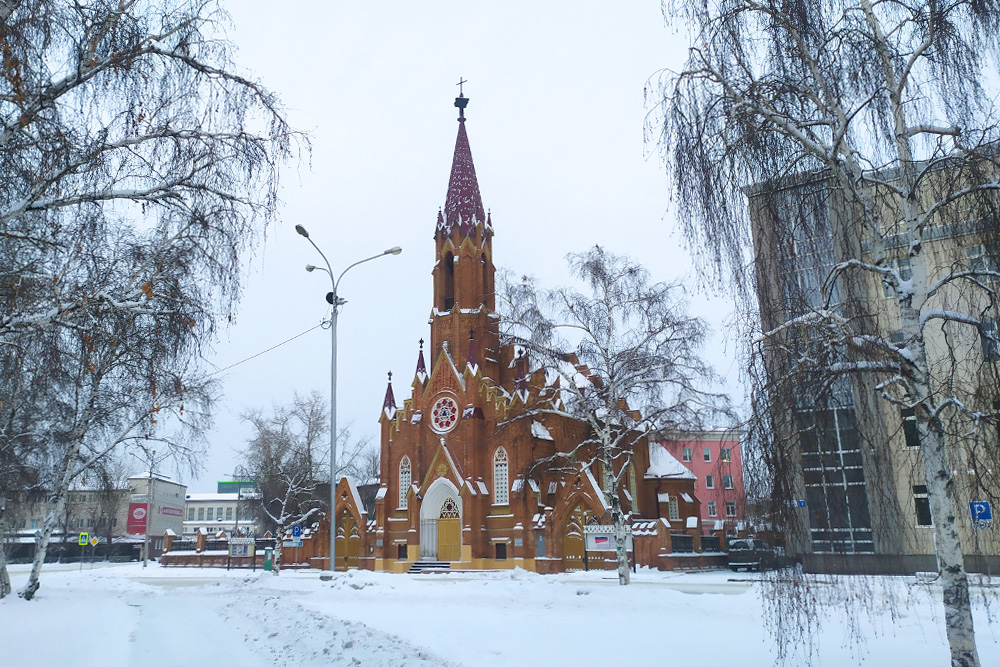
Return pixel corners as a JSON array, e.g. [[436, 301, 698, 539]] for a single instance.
[[728, 538, 775, 571]]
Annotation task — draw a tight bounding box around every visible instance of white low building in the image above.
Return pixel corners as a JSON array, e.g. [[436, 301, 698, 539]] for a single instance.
[[182, 492, 258, 537]]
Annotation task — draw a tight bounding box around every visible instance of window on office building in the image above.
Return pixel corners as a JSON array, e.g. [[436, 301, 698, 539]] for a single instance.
[[707, 501, 717, 517], [206, 507, 213, 521], [226, 507, 233, 521], [705, 475, 714, 489], [703, 447, 711, 462], [188, 508, 195, 521], [723, 474, 734, 489], [725, 501, 737, 517], [197, 507, 204, 521], [682, 447, 692, 462], [901, 408, 920, 447], [913, 485, 933, 526], [720, 447, 731, 462]]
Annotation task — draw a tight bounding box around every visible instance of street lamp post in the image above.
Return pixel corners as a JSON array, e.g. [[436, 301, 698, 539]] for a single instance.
[[295, 224, 401, 572]]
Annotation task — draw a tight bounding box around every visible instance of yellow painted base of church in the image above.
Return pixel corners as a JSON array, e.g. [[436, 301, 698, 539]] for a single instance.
[[373, 557, 538, 572]]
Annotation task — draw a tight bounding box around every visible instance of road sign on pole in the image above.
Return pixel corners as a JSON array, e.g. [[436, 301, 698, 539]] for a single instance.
[[292, 524, 302, 538], [78, 532, 89, 546]]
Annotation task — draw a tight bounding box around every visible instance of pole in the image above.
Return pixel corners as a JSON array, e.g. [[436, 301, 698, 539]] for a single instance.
[[143, 451, 154, 568], [295, 225, 401, 574], [330, 297, 338, 571]]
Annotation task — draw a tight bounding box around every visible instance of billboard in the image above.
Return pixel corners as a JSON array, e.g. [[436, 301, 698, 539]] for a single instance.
[[126, 502, 148, 534]]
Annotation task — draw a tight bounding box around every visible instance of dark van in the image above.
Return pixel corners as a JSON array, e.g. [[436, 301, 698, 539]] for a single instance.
[[728, 538, 775, 571]]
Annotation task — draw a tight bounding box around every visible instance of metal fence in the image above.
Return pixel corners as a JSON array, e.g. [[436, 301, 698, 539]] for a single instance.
[[702, 535, 721, 553], [671, 534, 695, 553], [168, 540, 197, 552]]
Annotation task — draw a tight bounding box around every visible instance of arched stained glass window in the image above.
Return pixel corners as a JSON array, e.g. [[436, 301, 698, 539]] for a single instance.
[[494, 447, 509, 505], [399, 456, 411, 509]]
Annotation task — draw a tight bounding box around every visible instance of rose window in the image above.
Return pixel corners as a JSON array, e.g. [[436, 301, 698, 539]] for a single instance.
[[430, 396, 459, 433]]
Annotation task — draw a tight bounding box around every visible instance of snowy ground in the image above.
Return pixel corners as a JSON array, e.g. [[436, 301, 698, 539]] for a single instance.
[[3, 563, 1000, 666]]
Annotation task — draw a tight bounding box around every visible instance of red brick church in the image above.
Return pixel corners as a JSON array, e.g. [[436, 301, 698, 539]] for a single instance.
[[330, 93, 717, 573]]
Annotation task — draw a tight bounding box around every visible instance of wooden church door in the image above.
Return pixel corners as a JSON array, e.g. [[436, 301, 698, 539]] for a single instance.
[[336, 510, 360, 571], [437, 497, 462, 561], [563, 504, 590, 571]]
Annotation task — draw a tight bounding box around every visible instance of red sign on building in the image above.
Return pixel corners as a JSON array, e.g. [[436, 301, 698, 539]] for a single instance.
[[126, 502, 148, 535]]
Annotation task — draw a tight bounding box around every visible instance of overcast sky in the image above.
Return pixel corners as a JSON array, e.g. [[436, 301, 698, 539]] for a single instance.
[[179, 1, 744, 491]]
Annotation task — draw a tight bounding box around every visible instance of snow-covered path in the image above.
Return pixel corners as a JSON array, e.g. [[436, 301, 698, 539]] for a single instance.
[[3, 564, 448, 667], [3, 563, 1000, 666]]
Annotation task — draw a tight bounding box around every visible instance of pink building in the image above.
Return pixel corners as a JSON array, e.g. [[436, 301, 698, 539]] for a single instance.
[[655, 430, 745, 533]]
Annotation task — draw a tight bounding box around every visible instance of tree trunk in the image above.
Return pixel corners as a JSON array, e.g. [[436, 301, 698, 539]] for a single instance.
[[0, 528, 10, 598], [20, 487, 69, 600], [899, 283, 980, 666], [273, 528, 282, 575], [604, 460, 630, 585], [924, 420, 980, 667]]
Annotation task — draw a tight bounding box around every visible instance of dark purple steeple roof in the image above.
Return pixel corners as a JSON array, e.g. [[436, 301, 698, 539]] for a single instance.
[[415, 339, 427, 382], [437, 94, 488, 238], [382, 372, 397, 417]]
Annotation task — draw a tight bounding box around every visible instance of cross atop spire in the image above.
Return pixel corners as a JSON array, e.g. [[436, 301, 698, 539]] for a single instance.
[[455, 77, 469, 121]]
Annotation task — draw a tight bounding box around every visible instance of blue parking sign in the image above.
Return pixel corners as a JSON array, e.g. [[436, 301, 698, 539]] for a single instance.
[[970, 501, 992, 523], [292, 524, 302, 538]]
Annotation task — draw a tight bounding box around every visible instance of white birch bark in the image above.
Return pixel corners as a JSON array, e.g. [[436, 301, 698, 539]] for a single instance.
[[604, 459, 631, 585], [0, 523, 10, 598]]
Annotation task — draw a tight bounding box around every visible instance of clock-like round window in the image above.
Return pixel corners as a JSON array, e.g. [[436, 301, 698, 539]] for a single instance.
[[430, 396, 459, 433]]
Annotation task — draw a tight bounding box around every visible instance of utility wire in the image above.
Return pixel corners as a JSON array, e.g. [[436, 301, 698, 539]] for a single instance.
[[209, 322, 325, 377]]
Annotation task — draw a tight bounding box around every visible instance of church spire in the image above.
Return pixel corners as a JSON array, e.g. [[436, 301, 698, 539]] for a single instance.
[[438, 86, 485, 238], [382, 372, 397, 418], [415, 339, 428, 384]]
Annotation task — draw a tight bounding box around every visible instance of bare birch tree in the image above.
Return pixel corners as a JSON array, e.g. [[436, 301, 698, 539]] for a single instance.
[[655, 0, 1000, 664], [0, 0, 298, 599], [238, 392, 373, 572], [500, 247, 730, 585], [239, 395, 325, 573]]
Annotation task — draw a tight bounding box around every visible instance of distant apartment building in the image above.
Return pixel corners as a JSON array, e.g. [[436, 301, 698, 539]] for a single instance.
[[656, 430, 745, 533]]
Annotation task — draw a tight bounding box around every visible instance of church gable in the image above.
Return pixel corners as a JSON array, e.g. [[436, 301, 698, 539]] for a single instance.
[[418, 440, 465, 493], [426, 344, 467, 397]]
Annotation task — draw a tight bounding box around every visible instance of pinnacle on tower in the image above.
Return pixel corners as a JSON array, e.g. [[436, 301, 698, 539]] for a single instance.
[[466, 329, 477, 370], [382, 371, 397, 418], [415, 339, 428, 383]]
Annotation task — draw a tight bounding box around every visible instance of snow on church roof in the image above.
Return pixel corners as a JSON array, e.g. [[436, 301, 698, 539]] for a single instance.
[[530, 420, 554, 441], [645, 443, 696, 480]]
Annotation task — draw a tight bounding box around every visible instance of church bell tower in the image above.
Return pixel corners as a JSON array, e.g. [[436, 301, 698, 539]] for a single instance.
[[429, 90, 499, 381]]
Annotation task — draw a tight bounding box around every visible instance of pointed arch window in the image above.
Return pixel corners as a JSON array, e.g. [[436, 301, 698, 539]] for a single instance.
[[398, 456, 411, 509], [494, 447, 509, 505]]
